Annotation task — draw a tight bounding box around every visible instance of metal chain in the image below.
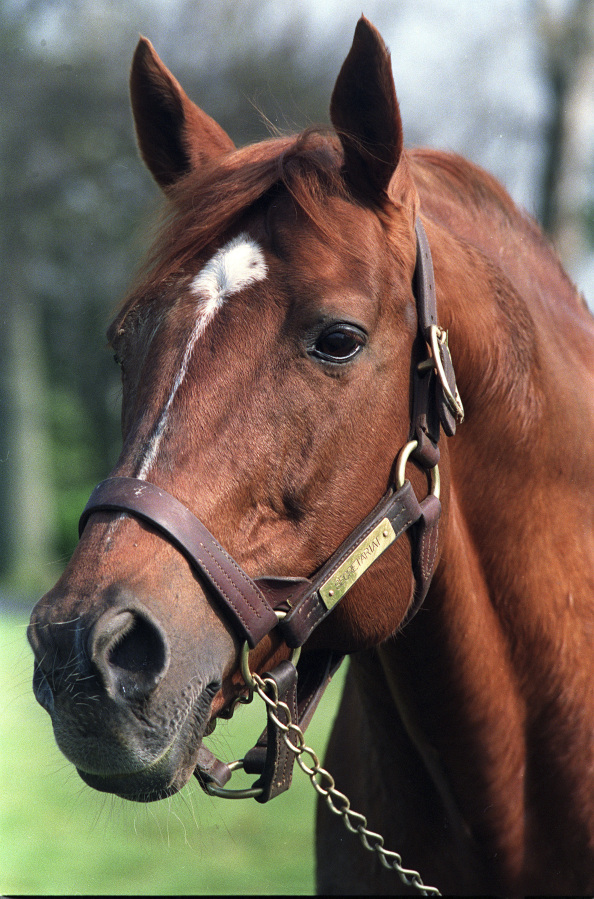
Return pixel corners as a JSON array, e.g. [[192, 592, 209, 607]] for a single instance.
[[252, 671, 441, 897]]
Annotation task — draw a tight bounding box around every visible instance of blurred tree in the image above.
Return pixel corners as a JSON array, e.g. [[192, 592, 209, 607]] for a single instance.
[[1, 10, 149, 590], [0, 0, 346, 593], [538, 0, 594, 281]]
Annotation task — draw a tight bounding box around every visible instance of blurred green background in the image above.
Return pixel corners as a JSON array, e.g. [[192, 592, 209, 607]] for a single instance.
[[1, 0, 593, 894]]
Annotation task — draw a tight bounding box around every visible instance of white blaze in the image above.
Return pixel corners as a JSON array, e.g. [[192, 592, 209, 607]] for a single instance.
[[136, 234, 267, 478], [190, 233, 268, 314]]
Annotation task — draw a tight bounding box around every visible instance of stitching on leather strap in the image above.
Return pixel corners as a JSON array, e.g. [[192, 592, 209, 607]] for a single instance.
[[197, 542, 265, 625]]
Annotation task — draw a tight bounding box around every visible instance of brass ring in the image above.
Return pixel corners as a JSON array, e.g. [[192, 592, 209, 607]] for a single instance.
[[396, 439, 440, 500], [203, 759, 264, 799], [240, 610, 302, 691]]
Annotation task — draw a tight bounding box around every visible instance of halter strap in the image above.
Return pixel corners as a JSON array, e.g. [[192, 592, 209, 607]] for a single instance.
[[79, 477, 278, 648], [411, 219, 464, 467]]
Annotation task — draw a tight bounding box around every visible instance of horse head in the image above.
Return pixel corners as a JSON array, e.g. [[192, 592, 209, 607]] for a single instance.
[[28, 18, 447, 803]]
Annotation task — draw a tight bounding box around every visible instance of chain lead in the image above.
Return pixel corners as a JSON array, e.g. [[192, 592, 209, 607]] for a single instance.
[[252, 671, 441, 897]]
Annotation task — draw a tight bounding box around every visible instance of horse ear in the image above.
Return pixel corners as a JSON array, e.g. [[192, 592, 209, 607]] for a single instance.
[[130, 37, 235, 190], [330, 17, 403, 202]]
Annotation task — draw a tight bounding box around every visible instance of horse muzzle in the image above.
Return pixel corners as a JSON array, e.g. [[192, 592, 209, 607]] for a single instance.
[[28, 586, 223, 801]]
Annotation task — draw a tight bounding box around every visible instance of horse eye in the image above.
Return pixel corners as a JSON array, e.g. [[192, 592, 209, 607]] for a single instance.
[[312, 324, 367, 363]]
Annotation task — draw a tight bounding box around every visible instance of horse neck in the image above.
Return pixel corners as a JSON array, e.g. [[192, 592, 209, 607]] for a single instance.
[[433, 214, 594, 639], [374, 216, 594, 886]]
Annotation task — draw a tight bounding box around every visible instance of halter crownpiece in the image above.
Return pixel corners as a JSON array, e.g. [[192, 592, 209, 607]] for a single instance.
[[79, 218, 462, 802]]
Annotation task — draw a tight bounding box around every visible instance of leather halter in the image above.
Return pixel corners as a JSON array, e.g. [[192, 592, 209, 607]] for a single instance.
[[79, 219, 462, 801]]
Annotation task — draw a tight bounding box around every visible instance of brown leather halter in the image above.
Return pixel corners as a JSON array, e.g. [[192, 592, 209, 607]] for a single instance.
[[79, 219, 463, 801]]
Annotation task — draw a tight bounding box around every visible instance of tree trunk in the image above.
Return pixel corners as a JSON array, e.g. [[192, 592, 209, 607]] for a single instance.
[[3, 291, 57, 592], [539, 0, 594, 285]]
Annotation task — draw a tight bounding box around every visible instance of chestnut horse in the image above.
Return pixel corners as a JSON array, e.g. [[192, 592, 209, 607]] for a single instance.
[[28, 17, 594, 896]]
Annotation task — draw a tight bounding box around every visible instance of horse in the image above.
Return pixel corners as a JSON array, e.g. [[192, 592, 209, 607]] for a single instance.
[[27, 16, 594, 896]]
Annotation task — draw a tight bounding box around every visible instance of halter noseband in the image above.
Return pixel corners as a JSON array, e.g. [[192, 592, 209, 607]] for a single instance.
[[78, 219, 463, 801]]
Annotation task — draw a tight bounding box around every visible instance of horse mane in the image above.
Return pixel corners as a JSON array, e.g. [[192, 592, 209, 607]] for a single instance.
[[408, 147, 578, 292], [409, 148, 519, 220], [408, 148, 550, 437]]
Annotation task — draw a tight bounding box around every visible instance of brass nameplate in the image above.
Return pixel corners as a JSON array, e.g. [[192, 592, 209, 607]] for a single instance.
[[319, 518, 396, 610]]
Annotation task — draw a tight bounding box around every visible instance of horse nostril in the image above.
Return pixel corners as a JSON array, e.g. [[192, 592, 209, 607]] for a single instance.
[[89, 606, 170, 702]]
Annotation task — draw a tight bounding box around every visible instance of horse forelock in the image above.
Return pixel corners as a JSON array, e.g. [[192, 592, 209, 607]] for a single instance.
[[108, 128, 358, 339]]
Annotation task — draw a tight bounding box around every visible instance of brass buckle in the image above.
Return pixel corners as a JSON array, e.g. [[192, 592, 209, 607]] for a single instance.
[[429, 326, 465, 423], [418, 326, 464, 424]]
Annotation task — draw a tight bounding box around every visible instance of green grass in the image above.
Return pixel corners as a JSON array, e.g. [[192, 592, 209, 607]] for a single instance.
[[1, 609, 346, 895]]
